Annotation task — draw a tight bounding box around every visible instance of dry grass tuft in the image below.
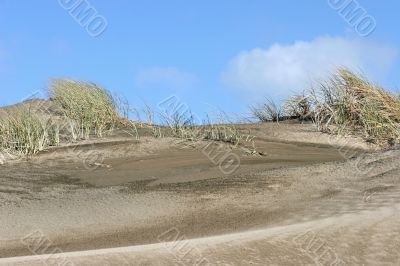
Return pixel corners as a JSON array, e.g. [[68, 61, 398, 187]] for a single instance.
[[310, 68, 400, 145], [159, 108, 198, 140], [158, 108, 254, 146], [250, 98, 282, 122], [283, 94, 312, 122]]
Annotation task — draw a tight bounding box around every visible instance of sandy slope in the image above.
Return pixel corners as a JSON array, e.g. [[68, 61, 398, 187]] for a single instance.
[[0, 123, 399, 265], [2, 200, 400, 265]]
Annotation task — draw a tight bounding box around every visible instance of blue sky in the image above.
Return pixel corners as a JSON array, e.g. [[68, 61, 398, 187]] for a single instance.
[[1, 0, 399, 118]]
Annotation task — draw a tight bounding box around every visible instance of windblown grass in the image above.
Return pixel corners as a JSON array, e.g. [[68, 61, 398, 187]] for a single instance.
[[202, 115, 253, 146], [202, 123, 249, 145], [247, 68, 399, 145], [250, 98, 282, 122], [49, 79, 119, 139], [283, 94, 312, 122], [158, 108, 254, 146], [0, 111, 59, 155], [159, 108, 199, 140], [310, 68, 400, 145], [1, 79, 259, 157]]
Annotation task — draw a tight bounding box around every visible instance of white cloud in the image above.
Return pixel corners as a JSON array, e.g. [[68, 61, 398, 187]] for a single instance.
[[222, 36, 397, 99], [135, 67, 197, 89]]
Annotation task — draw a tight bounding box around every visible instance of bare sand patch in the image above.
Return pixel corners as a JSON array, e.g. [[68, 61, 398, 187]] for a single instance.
[[1, 123, 398, 265]]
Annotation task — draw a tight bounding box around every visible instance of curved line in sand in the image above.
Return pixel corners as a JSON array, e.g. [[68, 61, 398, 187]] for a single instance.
[[1, 202, 399, 264]]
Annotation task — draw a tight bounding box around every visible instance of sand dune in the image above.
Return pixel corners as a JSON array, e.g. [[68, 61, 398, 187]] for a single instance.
[[1, 123, 399, 265], [2, 198, 400, 265]]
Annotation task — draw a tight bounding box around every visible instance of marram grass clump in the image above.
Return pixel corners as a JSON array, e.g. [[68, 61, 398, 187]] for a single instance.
[[283, 94, 312, 122], [49, 79, 119, 139], [158, 108, 254, 146], [310, 68, 400, 145], [250, 98, 282, 122], [0, 111, 59, 155]]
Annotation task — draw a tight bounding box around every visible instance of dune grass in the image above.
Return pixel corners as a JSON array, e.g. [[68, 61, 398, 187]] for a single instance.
[[247, 68, 400, 146], [283, 94, 312, 122], [157, 107, 254, 146], [0, 78, 258, 157], [201, 114, 254, 145], [0, 111, 59, 155], [251, 96, 312, 122], [7, 67, 396, 157], [49, 79, 119, 139], [310, 68, 400, 145], [202, 123, 249, 146], [6, 67, 395, 157], [250, 98, 282, 122], [159, 108, 198, 140]]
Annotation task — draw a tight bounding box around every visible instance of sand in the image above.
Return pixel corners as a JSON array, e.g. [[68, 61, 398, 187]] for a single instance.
[[1, 122, 399, 265]]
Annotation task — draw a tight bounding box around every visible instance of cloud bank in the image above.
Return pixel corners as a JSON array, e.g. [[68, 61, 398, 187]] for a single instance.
[[222, 36, 397, 98]]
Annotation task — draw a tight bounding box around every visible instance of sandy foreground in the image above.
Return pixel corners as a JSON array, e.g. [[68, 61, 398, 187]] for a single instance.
[[0, 123, 399, 265]]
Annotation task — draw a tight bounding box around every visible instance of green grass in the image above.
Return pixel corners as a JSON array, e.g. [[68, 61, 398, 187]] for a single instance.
[[159, 108, 198, 140], [157, 108, 254, 146], [0, 79, 259, 157], [202, 123, 247, 146], [0, 111, 59, 155], [3, 67, 396, 158], [49, 79, 119, 139]]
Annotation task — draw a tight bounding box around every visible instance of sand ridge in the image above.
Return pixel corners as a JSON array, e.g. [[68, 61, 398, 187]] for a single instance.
[[0, 123, 398, 265]]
